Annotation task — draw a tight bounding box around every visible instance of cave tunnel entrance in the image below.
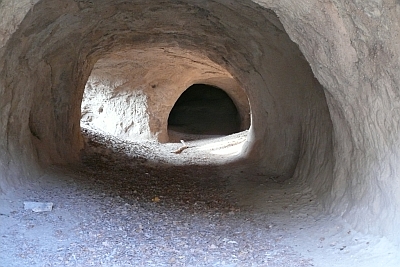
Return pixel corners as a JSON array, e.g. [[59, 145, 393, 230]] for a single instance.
[[80, 47, 250, 143], [168, 84, 242, 137]]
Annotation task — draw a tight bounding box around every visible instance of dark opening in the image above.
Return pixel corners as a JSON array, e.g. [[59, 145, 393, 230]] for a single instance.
[[168, 84, 241, 136]]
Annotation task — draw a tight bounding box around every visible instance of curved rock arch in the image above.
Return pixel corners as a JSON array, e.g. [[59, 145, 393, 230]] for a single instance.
[[0, 0, 399, 244], [81, 47, 251, 142]]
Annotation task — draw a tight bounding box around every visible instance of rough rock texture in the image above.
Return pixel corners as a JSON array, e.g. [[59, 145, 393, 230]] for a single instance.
[[82, 76, 153, 141], [259, 0, 400, 240], [0, 0, 399, 245]]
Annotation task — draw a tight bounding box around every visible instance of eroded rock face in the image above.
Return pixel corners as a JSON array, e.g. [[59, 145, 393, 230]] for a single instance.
[[82, 77, 152, 141], [0, 0, 399, 243], [262, 0, 400, 239]]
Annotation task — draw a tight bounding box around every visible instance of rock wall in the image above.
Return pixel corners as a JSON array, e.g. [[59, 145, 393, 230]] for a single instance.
[[82, 76, 153, 141], [0, 0, 399, 243], [258, 0, 400, 239]]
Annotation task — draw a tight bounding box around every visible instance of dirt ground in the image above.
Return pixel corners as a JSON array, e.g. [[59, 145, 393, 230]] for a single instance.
[[0, 128, 399, 266]]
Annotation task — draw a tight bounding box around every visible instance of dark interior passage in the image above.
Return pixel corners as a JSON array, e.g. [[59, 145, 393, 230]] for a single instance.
[[168, 84, 241, 136]]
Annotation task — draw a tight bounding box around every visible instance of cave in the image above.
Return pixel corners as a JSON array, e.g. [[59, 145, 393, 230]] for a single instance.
[[1, 0, 400, 266], [80, 47, 250, 143], [168, 84, 242, 137]]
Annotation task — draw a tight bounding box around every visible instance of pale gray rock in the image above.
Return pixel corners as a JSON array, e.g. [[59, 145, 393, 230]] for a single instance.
[[24, 201, 53, 212], [0, 0, 399, 247]]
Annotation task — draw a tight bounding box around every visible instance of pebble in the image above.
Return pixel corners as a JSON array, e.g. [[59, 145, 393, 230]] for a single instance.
[[23, 201, 53, 212]]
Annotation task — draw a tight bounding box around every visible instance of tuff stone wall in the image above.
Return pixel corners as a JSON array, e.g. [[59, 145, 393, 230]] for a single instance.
[[262, 0, 400, 238], [0, 0, 399, 244]]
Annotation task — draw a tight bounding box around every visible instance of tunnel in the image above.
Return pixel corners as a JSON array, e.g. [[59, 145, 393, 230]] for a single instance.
[[80, 48, 250, 143], [168, 84, 242, 137], [1, 0, 400, 266]]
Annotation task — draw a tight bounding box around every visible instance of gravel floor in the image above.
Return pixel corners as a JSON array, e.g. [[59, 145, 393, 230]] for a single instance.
[[0, 129, 313, 267], [1, 128, 399, 267]]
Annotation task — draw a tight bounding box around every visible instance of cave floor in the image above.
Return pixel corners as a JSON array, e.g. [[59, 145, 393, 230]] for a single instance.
[[0, 129, 399, 267]]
